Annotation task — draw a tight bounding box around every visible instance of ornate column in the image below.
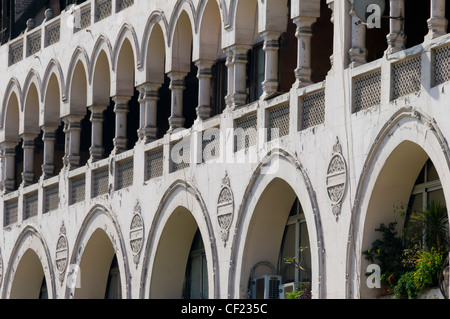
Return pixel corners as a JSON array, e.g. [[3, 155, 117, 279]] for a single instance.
[[112, 95, 130, 154], [168, 71, 186, 131], [195, 59, 214, 120], [231, 44, 251, 108], [1, 142, 18, 192], [88, 105, 106, 162], [63, 114, 84, 169], [387, 0, 406, 53], [292, 16, 317, 88], [427, 0, 447, 40], [41, 125, 58, 178], [142, 83, 161, 143], [349, 15, 367, 67], [261, 31, 281, 99], [20, 133, 37, 186], [225, 48, 235, 109]]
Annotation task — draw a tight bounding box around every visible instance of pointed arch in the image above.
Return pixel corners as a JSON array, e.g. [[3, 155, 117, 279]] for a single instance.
[[141, 11, 169, 84], [167, 4, 196, 72], [230, 0, 259, 45], [66, 203, 130, 299], [2, 89, 21, 143], [112, 23, 141, 73], [2, 226, 56, 299], [22, 70, 41, 135], [41, 59, 66, 104], [21, 81, 40, 136], [346, 107, 450, 298], [112, 24, 139, 97], [193, 0, 223, 61], [65, 47, 90, 115], [228, 148, 325, 299], [90, 35, 113, 106], [140, 180, 219, 299], [1, 78, 22, 131]]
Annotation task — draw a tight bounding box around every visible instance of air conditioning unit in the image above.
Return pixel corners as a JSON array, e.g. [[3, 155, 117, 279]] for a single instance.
[[251, 275, 282, 299], [279, 282, 302, 299]]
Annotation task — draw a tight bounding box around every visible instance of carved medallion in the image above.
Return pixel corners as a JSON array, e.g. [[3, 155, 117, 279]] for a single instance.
[[55, 222, 69, 285], [217, 172, 234, 246], [130, 200, 144, 267], [326, 137, 347, 221]]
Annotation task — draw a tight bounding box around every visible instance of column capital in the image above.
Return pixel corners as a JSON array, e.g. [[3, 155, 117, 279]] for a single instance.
[[63, 113, 85, 125], [0, 141, 19, 151], [293, 15, 317, 32], [88, 104, 107, 114], [20, 133, 37, 142], [260, 30, 281, 42]]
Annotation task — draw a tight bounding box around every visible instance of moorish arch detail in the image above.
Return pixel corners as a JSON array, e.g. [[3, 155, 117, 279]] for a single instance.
[[228, 148, 325, 299], [345, 107, 450, 299], [217, 171, 234, 246], [1, 226, 56, 299], [130, 200, 144, 267], [55, 222, 69, 285], [326, 137, 347, 221]]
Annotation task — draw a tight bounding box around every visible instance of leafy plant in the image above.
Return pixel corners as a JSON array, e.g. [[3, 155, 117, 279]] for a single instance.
[[413, 248, 445, 290], [410, 201, 449, 251], [362, 221, 405, 289], [394, 271, 418, 299], [286, 282, 311, 300], [394, 248, 446, 298]]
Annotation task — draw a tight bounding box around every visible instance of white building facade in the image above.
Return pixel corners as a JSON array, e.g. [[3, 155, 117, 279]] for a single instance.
[[0, 0, 448, 299]]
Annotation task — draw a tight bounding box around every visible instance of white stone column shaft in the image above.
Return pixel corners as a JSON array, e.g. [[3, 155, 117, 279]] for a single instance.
[[225, 48, 235, 109], [231, 44, 251, 108], [168, 71, 187, 131], [21, 133, 36, 186], [195, 59, 214, 120], [41, 125, 58, 178], [262, 31, 280, 99], [2, 142, 18, 191], [349, 15, 367, 67], [63, 114, 84, 169], [112, 95, 131, 154], [293, 16, 316, 88], [387, 0, 406, 53], [89, 105, 106, 162], [427, 0, 447, 39]]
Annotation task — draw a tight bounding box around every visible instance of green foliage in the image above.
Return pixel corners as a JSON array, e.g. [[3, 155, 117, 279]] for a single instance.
[[394, 271, 418, 299], [394, 248, 446, 299], [362, 221, 405, 289], [286, 282, 311, 300], [410, 201, 449, 251], [413, 248, 445, 290]]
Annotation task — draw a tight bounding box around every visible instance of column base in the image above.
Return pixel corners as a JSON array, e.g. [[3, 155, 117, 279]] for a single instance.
[[42, 164, 55, 179], [168, 115, 185, 132], [231, 93, 247, 108], [196, 105, 212, 121], [89, 146, 104, 162], [293, 68, 313, 89], [262, 80, 279, 100], [4, 179, 15, 192], [144, 126, 158, 143], [21, 171, 35, 186], [113, 137, 128, 155]]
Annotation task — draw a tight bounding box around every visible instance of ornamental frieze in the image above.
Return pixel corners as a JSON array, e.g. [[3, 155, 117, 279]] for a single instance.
[[55, 222, 69, 285], [217, 172, 234, 246], [326, 137, 347, 221], [130, 200, 144, 267]]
